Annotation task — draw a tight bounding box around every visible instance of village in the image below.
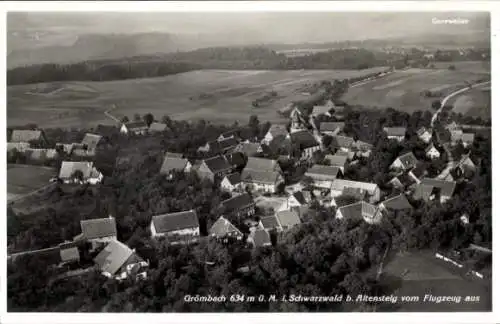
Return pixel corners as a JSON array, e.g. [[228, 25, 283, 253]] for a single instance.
[[6, 86, 490, 285]]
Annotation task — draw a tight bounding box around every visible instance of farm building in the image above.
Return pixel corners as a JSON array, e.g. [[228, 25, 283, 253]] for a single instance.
[[311, 100, 334, 117], [390, 152, 419, 171], [79, 216, 117, 249], [148, 122, 169, 133], [335, 201, 383, 224], [450, 129, 475, 148], [384, 127, 407, 142], [120, 121, 149, 135], [324, 154, 348, 173], [220, 173, 243, 192], [199, 137, 239, 155], [25, 148, 59, 161], [234, 142, 263, 157], [388, 172, 416, 190], [262, 124, 289, 145], [7, 142, 30, 153], [426, 143, 441, 159], [247, 229, 272, 248], [197, 156, 232, 182], [289, 130, 320, 159], [319, 122, 345, 136], [416, 127, 433, 143], [245, 157, 281, 173], [241, 169, 284, 193], [379, 194, 414, 213], [278, 190, 312, 212], [259, 215, 282, 232], [330, 135, 355, 152], [150, 210, 200, 243], [58, 242, 81, 264], [224, 152, 246, 170], [330, 179, 381, 203], [413, 178, 456, 203], [275, 210, 301, 231], [305, 165, 342, 189], [209, 216, 243, 240], [94, 240, 149, 281], [220, 193, 256, 220], [159, 154, 192, 177], [442, 154, 477, 181], [10, 129, 46, 144], [58, 161, 103, 184], [81, 133, 103, 152]]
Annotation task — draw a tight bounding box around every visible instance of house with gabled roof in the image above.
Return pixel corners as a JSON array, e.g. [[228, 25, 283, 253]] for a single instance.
[[25, 148, 59, 161], [413, 178, 456, 203], [120, 121, 149, 135], [443, 154, 476, 181], [94, 240, 148, 281], [10, 129, 46, 144], [330, 135, 355, 153], [335, 201, 383, 224], [384, 127, 406, 142], [241, 169, 284, 193], [311, 100, 334, 118], [159, 154, 192, 178], [388, 172, 416, 190], [247, 228, 272, 248], [221, 173, 243, 192], [58, 161, 103, 184], [279, 190, 312, 212], [220, 193, 256, 220], [7, 142, 31, 153], [80, 133, 103, 154], [319, 122, 345, 136], [379, 194, 413, 213], [275, 210, 301, 231], [148, 122, 169, 133], [58, 241, 81, 264], [234, 142, 263, 157], [79, 216, 117, 249], [245, 156, 281, 173], [353, 140, 374, 158], [198, 137, 239, 155], [197, 155, 232, 182], [334, 150, 356, 161], [262, 124, 289, 145], [305, 164, 342, 189], [408, 164, 428, 184], [390, 152, 419, 171], [259, 215, 282, 232], [289, 130, 320, 159], [330, 179, 381, 203], [150, 210, 200, 243], [209, 216, 243, 240], [426, 143, 441, 159], [450, 129, 475, 148], [416, 127, 432, 143], [324, 154, 348, 173]]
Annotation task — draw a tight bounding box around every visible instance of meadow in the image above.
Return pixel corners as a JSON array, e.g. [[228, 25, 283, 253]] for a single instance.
[[343, 62, 490, 114], [449, 84, 491, 119], [7, 67, 389, 128], [7, 164, 57, 201]]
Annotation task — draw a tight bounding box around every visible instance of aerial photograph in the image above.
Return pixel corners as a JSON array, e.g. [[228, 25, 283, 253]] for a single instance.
[[6, 10, 491, 313]]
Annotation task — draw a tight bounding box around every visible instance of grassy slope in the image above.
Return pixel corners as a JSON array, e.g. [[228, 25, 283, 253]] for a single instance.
[[7, 164, 57, 196]]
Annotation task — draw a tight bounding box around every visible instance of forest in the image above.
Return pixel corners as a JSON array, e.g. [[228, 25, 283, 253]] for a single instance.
[[7, 100, 492, 312]]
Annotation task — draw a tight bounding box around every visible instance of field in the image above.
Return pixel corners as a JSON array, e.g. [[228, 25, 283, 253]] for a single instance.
[[7, 164, 57, 201], [7, 68, 389, 128], [343, 61, 490, 113], [379, 251, 491, 312], [448, 84, 491, 119]]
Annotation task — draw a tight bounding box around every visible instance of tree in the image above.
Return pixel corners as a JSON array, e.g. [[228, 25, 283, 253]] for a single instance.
[[248, 115, 260, 128], [133, 113, 141, 122], [121, 116, 129, 123], [143, 113, 154, 127], [431, 100, 442, 110], [71, 170, 84, 182]]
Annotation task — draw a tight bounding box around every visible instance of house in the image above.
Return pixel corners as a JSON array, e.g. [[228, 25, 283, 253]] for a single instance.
[[311, 100, 334, 117], [413, 178, 456, 203], [388, 172, 416, 190], [335, 201, 383, 224], [241, 169, 284, 193], [218, 129, 241, 142], [334, 150, 356, 162], [390, 152, 419, 171], [55, 143, 75, 155], [197, 156, 232, 182], [262, 124, 289, 145], [408, 164, 428, 183], [220, 173, 243, 192], [330, 179, 381, 203], [58, 161, 103, 184], [451, 154, 476, 179], [305, 165, 342, 189], [160, 154, 192, 178], [95, 124, 120, 137], [416, 127, 432, 143], [148, 122, 169, 133], [247, 229, 272, 248], [94, 240, 148, 280], [224, 152, 246, 171], [80, 133, 103, 155], [198, 137, 239, 154], [58, 241, 81, 264], [259, 216, 282, 232], [10, 129, 46, 144], [150, 210, 200, 243], [384, 127, 406, 142], [7, 142, 31, 153], [450, 129, 475, 147], [280, 190, 312, 212], [80, 216, 117, 249], [275, 210, 301, 231], [234, 142, 263, 157], [319, 122, 345, 136], [289, 130, 320, 159], [324, 154, 348, 173], [25, 148, 59, 161], [220, 193, 256, 219], [120, 121, 149, 135], [209, 216, 243, 240], [353, 140, 374, 158], [379, 194, 413, 213], [330, 135, 355, 153], [426, 143, 441, 159], [245, 157, 281, 173]]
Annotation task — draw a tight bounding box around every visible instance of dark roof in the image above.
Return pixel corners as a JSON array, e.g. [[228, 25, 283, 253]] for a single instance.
[[325, 154, 348, 167], [209, 216, 242, 237], [305, 164, 341, 179], [414, 178, 456, 200], [203, 155, 232, 173], [384, 127, 407, 137], [219, 129, 241, 139], [249, 229, 271, 247], [125, 121, 148, 129], [389, 173, 415, 188], [80, 217, 117, 240], [159, 155, 189, 174], [276, 210, 301, 228], [224, 173, 242, 185], [320, 122, 345, 132], [291, 191, 308, 205], [241, 169, 282, 185], [395, 152, 419, 170], [338, 201, 379, 221], [381, 194, 413, 211], [425, 143, 439, 153], [410, 163, 427, 179], [93, 240, 137, 276], [331, 135, 355, 149], [245, 157, 279, 173], [221, 193, 255, 213], [224, 152, 246, 168], [260, 216, 281, 230], [217, 137, 239, 151], [152, 210, 199, 233], [95, 124, 119, 135], [341, 187, 368, 200], [289, 130, 318, 149]]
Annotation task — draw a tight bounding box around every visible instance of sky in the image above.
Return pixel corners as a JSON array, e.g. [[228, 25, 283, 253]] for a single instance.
[[8, 11, 490, 49]]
